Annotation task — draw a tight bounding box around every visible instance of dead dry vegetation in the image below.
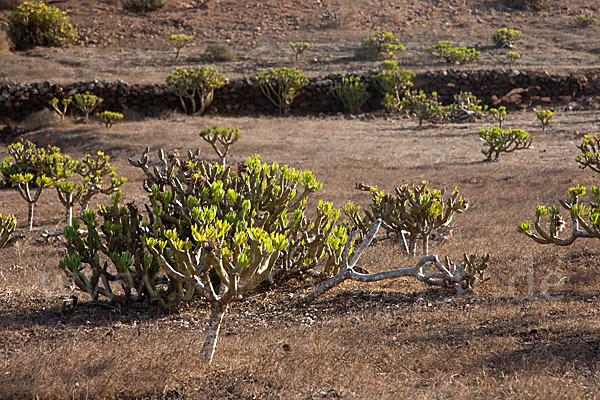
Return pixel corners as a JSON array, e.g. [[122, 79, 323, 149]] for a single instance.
[[1, 0, 600, 399]]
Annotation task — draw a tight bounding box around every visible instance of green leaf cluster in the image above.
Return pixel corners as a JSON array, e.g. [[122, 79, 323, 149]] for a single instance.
[[491, 28, 522, 48], [0, 212, 17, 250], [8, 1, 78, 49], [401, 90, 449, 126], [534, 108, 554, 131], [574, 13, 598, 28], [170, 34, 193, 61], [478, 127, 533, 161], [347, 181, 468, 257], [372, 61, 415, 112], [96, 111, 124, 128], [332, 75, 371, 115], [198, 125, 241, 165], [254, 67, 309, 115], [575, 134, 600, 173], [425, 41, 480, 64], [362, 30, 406, 60], [166, 66, 226, 114], [73, 92, 103, 124], [289, 41, 311, 62]]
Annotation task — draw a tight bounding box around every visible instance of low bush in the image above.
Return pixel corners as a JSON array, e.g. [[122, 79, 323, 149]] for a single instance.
[[96, 111, 124, 128], [362, 30, 405, 60], [425, 41, 480, 64], [372, 61, 415, 112], [488, 106, 507, 128], [401, 90, 449, 126], [448, 91, 488, 122], [575, 134, 600, 173], [166, 66, 226, 115], [255, 67, 309, 115], [198, 125, 241, 165], [332, 75, 371, 114], [534, 108, 554, 131], [574, 13, 598, 28], [206, 43, 237, 62], [478, 127, 533, 161], [0, 212, 16, 249], [73, 92, 103, 124], [124, 0, 165, 12], [49, 96, 72, 120], [491, 28, 521, 48], [345, 181, 468, 257], [8, 0, 78, 49], [289, 41, 311, 63], [170, 34, 193, 62], [506, 51, 521, 67]]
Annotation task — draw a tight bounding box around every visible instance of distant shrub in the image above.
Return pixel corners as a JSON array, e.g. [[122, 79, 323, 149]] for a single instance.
[[534, 108, 554, 131], [479, 127, 533, 161], [362, 30, 405, 60], [96, 111, 124, 128], [289, 41, 311, 63], [8, 1, 78, 49], [73, 92, 103, 124], [503, 0, 551, 11], [206, 43, 237, 62], [332, 75, 371, 114], [170, 34, 193, 62], [448, 91, 488, 122], [166, 66, 226, 115], [425, 41, 480, 64], [488, 106, 507, 128], [49, 96, 72, 120], [255, 67, 309, 115], [124, 0, 165, 12], [198, 125, 241, 166], [506, 51, 521, 67], [401, 90, 449, 126], [491, 28, 522, 48], [372, 61, 415, 112], [574, 13, 598, 28], [0, 212, 16, 249], [575, 134, 600, 173]]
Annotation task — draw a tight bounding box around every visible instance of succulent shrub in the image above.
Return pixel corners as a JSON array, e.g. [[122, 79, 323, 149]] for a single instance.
[[255, 67, 309, 115], [448, 91, 488, 122], [124, 0, 165, 12], [534, 108, 554, 131], [289, 41, 311, 63], [49, 96, 72, 120], [506, 51, 521, 68], [198, 125, 241, 166], [488, 106, 507, 128], [491, 28, 522, 48], [166, 66, 226, 115], [478, 127, 533, 161], [518, 185, 600, 246], [345, 181, 468, 257], [2, 139, 63, 230], [73, 92, 103, 124], [0, 212, 17, 249], [75, 151, 127, 211], [96, 111, 123, 128], [362, 30, 405, 60], [425, 41, 480, 64], [401, 90, 449, 126], [332, 75, 371, 115], [372, 61, 415, 112], [62, 146, 349, 361], [574, 13, 598, 28], [575, 134, 600, 173], [170, 34, 193, 62], [8, 1, 78, 49]]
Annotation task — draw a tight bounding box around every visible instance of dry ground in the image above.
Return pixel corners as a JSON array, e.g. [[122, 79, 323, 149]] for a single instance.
[[1, 0, 600, 399]]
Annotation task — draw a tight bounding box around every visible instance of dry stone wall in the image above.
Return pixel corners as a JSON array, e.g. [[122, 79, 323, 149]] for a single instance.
[[1, 69, 599, 120]]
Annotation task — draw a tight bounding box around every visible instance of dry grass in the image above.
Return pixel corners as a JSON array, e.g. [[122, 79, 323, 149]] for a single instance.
[[1, 110, 600, 398]]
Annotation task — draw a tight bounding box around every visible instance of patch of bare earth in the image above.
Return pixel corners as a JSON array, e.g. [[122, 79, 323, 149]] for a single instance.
[[1, 0, 600, 398]]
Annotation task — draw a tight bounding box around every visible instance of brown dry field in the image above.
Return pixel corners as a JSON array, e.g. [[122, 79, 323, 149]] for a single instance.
[[2, 0, 600, 399]]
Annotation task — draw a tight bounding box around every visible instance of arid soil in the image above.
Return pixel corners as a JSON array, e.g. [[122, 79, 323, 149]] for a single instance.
[[1, 0, 600, 399]]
